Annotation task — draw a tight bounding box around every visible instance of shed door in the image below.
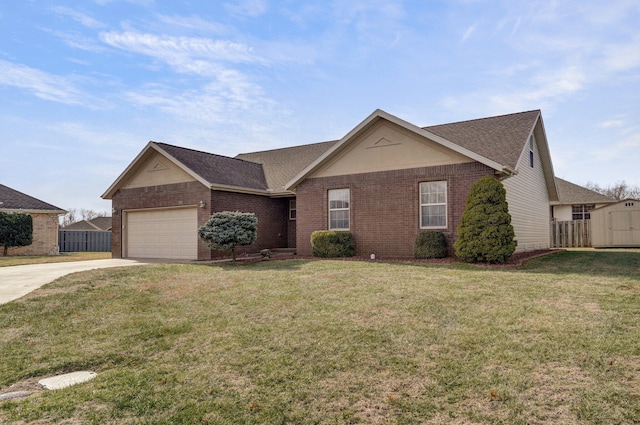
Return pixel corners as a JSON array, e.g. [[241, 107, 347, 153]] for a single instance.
[[126, 208, 198, 259], [610, 210, 640, 246]]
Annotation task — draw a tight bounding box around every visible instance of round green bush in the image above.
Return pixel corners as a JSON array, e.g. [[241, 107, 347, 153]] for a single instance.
[[310, 231, 355, 258], [414, 231, 447, 259]]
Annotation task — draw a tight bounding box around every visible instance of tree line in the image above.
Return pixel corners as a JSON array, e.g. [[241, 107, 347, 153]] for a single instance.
[[585, 180, 640, 200]]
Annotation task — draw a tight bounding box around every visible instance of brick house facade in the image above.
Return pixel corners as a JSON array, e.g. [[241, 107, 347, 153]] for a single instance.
[[0, 184, 66, 256], [296, 162, 494, 257], [103, 109, 559, 260], [111, 182, 291, 259]]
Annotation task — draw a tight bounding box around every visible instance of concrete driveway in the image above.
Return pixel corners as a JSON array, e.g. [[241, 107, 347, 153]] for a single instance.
[[0, 259, 152, 304]]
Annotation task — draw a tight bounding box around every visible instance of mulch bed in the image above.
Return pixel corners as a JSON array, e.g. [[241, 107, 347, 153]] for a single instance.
[[230, 249, 562, 268]]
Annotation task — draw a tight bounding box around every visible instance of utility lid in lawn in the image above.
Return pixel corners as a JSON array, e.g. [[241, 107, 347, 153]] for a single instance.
[[38, 371, 97, 390]]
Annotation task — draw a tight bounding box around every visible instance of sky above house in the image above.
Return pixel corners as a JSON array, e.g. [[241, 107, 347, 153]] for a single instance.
[[1, 0, 639, 214]]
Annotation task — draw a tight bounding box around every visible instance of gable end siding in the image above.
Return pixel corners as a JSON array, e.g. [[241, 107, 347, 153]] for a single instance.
[[295, 162, 494, 257], [502, 135, 551, 251]]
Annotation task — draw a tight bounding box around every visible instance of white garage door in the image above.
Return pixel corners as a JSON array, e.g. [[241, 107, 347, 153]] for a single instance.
[[126, 208, 198, 259]]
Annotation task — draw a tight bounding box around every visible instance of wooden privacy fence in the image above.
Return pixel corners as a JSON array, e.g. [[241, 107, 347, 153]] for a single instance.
[[550, 220, 591, 248], [59, 230, 112, 252]]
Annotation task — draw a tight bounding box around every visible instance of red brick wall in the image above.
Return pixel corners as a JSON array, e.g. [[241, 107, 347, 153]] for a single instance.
[[211, 191, 289, 257], [295, 162, 494, 258], [110, 181, 290, 260]]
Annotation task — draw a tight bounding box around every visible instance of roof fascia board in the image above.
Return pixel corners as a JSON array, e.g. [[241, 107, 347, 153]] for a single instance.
[[102, 142, 211, 199], [210, 183, 271, 196], [0, 208, 66, 214], [530, 113, 559, 202], [285, 109, 508, 190]]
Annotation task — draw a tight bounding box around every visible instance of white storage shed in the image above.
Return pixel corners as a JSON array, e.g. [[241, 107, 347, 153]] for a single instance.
[[591, 199, 640, 248]]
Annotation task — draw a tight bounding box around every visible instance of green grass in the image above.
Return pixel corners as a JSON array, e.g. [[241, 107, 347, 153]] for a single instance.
[[0, 252, 111, 267], [1, 251, 639, 424]]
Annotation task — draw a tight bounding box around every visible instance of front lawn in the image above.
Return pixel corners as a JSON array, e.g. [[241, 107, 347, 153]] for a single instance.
[[1, 251, 638, 424]]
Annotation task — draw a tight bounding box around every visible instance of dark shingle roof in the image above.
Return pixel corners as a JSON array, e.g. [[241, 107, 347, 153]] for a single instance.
[[424, 110, 541, 169], [235, 140, 338, 192], [155, 142, 268, 191], [0, 184, 65, 212], [555, 178, 617, 204], [64, 216, 112, 230], [125, 110, 545, 195], [90, 216, 112, 230]]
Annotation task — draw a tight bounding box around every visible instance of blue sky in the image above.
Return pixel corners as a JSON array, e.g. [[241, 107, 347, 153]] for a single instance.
[[1, 0, 639, 213]]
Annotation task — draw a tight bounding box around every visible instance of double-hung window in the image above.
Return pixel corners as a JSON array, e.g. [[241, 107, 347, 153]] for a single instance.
[[328, 189, 350, 230], [420, 181, 447, 229]]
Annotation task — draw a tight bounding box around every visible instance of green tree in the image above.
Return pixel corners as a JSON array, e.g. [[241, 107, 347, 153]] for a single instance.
[[454, 176, 516, 264], [0, 212, 33, 256], [198, 211, 257, 262]]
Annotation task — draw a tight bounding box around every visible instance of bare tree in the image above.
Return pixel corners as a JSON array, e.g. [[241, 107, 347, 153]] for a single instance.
[[80, 209, 107, 221], [60, 208, 78, 227], [586, 180, 640, 200], [60, 208, 108, 227]]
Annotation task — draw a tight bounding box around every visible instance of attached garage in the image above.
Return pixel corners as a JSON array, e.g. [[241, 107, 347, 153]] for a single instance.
[[591, 200, 640, 248], [125, 207, 198, 259]]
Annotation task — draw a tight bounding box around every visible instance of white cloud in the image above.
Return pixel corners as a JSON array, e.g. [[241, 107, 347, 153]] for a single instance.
[[100, 31, 265, 75], [155, 15, 230, 35], [0, 60, 88, 106], [461, 24, 477, 42], [441, 64, 586, 117], [589, 131, 640, 162], [601, 36, 640, 72], [599, 120, 624, 128], [51, 6, 106, 29], [224, 0, 268, 18]]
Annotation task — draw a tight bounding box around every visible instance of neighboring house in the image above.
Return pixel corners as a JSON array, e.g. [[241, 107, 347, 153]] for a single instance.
[[551, 178, 617, 221], [102, 109, 559, 260], [0, 184, 66, 255], [63, 216, 112, 231]]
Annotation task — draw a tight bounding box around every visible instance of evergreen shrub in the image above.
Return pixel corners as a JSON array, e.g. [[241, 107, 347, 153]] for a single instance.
[[454, 175, 516, 264], [414, 230, 447, 259], [0, 212, 33, 256], [310, 231, 355, 258], [198, 211, 257, 262]]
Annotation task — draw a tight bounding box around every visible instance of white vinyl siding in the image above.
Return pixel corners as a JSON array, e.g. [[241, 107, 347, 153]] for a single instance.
[[502, 132, 551, 252], [328, 189, 350, 230], [420, 181, 447, 229]]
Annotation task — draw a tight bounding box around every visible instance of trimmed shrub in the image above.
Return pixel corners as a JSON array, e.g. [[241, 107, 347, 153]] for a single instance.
[[414, 231, 447, 259], [454, 175, 516, 264], [198, 211, 257, 262], [310, 231, 355, 258]]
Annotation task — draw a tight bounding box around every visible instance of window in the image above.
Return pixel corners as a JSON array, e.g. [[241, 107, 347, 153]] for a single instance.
[[529, 135, 534, 168], [420, 181, 447, 228], [572, 204, 594, 220], [289, 199, 297, 220], [328, 189, 350, 230]]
